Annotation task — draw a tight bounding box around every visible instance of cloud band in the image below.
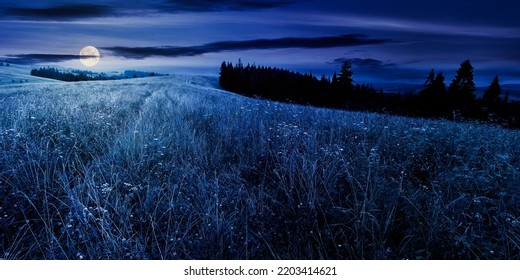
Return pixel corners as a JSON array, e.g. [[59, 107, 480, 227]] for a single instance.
[[103, 34, 390, 59]]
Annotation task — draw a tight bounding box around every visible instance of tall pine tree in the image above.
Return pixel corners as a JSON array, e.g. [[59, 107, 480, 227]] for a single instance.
[[448, 60, 476, 110], [337, 60, 354, 90], [417, 70, 447, 116], [482, 75, 502, 108]]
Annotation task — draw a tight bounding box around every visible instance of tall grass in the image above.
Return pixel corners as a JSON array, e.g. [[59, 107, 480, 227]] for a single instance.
[[1, 75, 519, 259]]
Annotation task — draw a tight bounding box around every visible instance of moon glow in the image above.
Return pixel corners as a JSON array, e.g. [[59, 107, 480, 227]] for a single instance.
[[79, 46, 100, 67]]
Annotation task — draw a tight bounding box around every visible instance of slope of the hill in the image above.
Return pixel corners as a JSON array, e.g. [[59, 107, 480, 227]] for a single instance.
[[1, 75, 519, 259], [0, 64, 61, 85]]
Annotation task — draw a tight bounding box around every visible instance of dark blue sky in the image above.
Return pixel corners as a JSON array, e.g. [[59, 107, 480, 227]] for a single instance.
[[1, 0, 519, 85]]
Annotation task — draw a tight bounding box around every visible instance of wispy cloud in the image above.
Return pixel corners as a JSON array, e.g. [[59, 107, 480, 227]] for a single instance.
[[327, 57, 430, 84], [331, 57, 396, 68], [301, 13, 520, 39], [3, 34, 390, 64], [0, 1, 296, 21], [104, 34, 390, 59], [6, 54, 99, 64], [3, 4, 114, 21], [163, 0, 294, 12]]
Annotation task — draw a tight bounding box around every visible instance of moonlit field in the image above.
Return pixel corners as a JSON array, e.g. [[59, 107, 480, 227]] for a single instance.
[[1, 0, 520, 262], [1, 75, 519, 259]]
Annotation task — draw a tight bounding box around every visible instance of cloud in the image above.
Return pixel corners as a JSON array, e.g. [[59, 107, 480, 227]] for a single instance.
[[6, 54, 98, 64], [3, 34, 389, 64], [306, 1, 520, 28], [104, 34, 390, 59], [237, 0, 291, 9], [331, 58, 396, 68], [164, 0, 294, 12], [1, 1, 296, 21], [3, 4, 114, 20], [4, 34, 389, 64], [328, 57, 432, 84]]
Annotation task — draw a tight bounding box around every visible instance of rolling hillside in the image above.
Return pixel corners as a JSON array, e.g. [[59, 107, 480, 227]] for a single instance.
[[1, 75, 519, 259], [0, 63, 60, 85]]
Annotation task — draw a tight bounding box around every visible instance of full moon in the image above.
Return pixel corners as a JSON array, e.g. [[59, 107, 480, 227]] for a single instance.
[[79, 46, 100, 67]]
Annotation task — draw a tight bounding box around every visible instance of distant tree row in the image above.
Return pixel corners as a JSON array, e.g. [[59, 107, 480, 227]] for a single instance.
[[31, 67, 105, 81], [219, 60, 520, 128], [30, 67, 162, 82], [219, 60, 386, 110]]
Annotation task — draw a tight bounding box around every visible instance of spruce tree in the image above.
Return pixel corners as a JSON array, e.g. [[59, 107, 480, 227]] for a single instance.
[[433, 72, 447, 94], [424, 69, 435, 90], [482, 75, 501, 107], [337, 60, 354, 90], [418, 70, 446, 116], [448, 60, 476, 109]]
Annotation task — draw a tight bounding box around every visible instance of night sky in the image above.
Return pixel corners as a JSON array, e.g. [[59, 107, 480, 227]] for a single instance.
[[1, 0, 519, 86]]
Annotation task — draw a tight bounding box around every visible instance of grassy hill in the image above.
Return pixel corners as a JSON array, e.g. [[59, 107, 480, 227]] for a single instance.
[[0, 63, 60, 85], [1, 75, 519, 259]]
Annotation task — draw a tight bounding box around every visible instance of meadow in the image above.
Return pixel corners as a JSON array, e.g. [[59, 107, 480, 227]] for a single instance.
[[0, 75, 519, 259]]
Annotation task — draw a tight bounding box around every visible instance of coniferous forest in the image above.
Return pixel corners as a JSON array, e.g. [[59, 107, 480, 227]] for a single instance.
[[219, 60, 520, 129], [30, 67, 161, 82]]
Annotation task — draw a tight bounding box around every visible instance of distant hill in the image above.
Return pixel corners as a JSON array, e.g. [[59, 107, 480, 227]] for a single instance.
[[30, 67, 167, 82], [369, 82, 422, 94], [372, 82, 520, 101], [501, 84, 520, 101], [0, 62, 168, 85], [0, 63, 60, 85]]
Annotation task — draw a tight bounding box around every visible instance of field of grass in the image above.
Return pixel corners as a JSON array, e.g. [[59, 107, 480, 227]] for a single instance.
[[1, 75, 519, 259]]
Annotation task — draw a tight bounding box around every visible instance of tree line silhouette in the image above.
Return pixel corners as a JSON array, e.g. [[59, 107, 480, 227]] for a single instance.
[[219, 60, 519, 128], [31, 67, 161, 82]]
